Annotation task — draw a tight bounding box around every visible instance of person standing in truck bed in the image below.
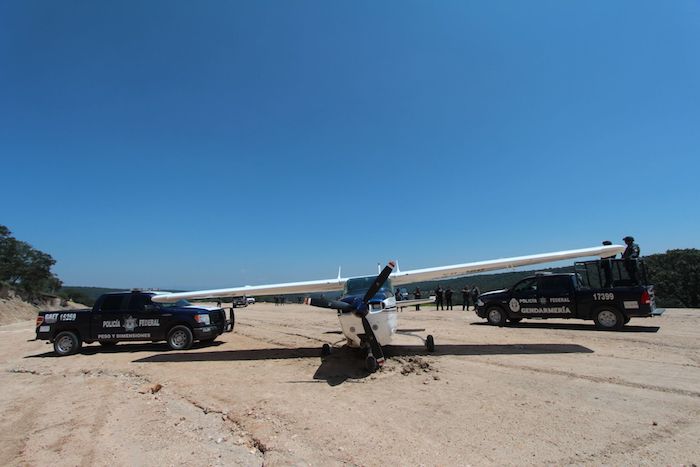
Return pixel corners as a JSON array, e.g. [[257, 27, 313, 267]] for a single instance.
[[622, 236, 641, 283]]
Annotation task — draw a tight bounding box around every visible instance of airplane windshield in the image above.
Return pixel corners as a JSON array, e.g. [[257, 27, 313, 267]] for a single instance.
[[344, 277, 394, 296]]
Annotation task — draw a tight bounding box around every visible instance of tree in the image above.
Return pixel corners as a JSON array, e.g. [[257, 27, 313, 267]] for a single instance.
[[0, 225, 62, 299], [645, 249, 700, 308]]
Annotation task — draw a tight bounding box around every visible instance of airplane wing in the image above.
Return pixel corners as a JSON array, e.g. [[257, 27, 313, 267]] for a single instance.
[[390, 244, 625, 285], [395, 297, 436, 307], [151, 277, 346, 303], [151, 244, 624, 303]]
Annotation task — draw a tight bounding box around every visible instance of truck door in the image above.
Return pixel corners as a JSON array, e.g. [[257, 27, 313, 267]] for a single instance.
[[508, 278, 539, 317], [91, 294, 129, 341], [125, 293, 164, 340], [536, 276, 577, 318]]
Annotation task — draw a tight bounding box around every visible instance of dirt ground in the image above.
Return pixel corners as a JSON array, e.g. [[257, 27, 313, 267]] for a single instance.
[[1, 304, 699, 466]]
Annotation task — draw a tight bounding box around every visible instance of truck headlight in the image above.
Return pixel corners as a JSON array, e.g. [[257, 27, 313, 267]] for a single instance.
[[194, 314, 211, 325], [477, 299, 484, 306]]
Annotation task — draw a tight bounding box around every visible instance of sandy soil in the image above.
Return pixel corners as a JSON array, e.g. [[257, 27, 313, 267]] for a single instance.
[[1, 304, 699, 466]]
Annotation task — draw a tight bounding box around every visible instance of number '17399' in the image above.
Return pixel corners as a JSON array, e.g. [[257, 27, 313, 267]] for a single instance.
[[594, 292, 615, 300]]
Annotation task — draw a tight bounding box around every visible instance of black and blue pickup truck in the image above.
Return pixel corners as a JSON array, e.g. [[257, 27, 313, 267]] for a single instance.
[[475, 259, 662, 330], [35, 290, 227, 355]]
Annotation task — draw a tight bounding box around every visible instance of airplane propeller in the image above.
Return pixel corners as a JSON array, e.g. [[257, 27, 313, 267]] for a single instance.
[[304, 261, 395, 370], [356, 260, 395, 368], [303, 297, 353, 312]]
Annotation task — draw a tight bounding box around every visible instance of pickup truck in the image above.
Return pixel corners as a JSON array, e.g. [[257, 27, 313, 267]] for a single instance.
[[475, 259, 662, 330], [35, 290, 227, 355]]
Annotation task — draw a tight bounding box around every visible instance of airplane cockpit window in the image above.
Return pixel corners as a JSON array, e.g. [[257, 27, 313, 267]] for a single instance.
[[344, 277, 394, 296]]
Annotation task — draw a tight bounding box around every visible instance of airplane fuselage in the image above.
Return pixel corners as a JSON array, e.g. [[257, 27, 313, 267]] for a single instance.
[[334, 281, 398, 348], [339, 301, 398, 348]]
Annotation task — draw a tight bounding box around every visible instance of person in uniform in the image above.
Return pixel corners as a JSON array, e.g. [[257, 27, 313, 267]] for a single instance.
[[622, 236, 641, 284], [445, 287, 453, 310], [470, 286, 481, 311], [461, 285, 470, 311], [601, 240, 616, 288], [435, 285, 444, 310], [413, 287, 422, 311]]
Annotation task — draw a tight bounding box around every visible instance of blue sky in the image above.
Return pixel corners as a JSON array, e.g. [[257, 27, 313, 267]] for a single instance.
[[1, 1, 699, 289]]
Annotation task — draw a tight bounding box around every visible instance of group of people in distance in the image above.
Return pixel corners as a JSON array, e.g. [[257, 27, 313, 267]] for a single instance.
[[396, 284, 481, 311]]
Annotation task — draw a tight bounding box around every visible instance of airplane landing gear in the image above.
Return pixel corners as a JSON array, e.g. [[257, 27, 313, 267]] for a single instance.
[[425, 334, 435, 352], [321, 343, 331, 357]]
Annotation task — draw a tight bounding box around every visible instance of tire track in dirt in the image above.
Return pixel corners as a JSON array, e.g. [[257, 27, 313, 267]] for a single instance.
[[558, 415, 699, 464], [472, 359, 700, 398]]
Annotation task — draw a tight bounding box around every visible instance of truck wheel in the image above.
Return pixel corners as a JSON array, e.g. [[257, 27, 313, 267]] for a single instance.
[[486, 307, 507, 326], [594, 308, 624, 331], [425, 335, 435, 352], [167, 325, 193, 350], [54, 331, 82, 356]]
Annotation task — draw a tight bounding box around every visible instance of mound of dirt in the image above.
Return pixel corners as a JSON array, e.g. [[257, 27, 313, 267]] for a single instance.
[[0, 296, 86, 326], [390, 356, 435, 376]]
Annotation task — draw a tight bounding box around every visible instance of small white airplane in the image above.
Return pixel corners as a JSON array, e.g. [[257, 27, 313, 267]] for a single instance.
[[152, 244, 624, 371]]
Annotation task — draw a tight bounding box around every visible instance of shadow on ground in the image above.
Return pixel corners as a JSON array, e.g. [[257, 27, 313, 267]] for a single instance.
[[25, 340, 225, 358], [470, 322, 660, 333], [126, 342, 593, 386], [26, 340, 593, 386]]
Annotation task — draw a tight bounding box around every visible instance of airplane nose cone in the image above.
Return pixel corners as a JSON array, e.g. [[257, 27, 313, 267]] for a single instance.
[[352, 297, 368, 316]]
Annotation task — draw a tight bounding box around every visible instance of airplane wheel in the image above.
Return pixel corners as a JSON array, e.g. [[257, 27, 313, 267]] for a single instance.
[[321, 343, 331, 357], [426, 335, 435, 352], [365, 355, 378, 373]]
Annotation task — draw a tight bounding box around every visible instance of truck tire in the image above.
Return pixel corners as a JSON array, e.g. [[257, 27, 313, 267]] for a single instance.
[[593, 308, 624, 331], [167, 325, 193, 350], [54, 331, 82, 356], [486, 306, 507, 327]]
